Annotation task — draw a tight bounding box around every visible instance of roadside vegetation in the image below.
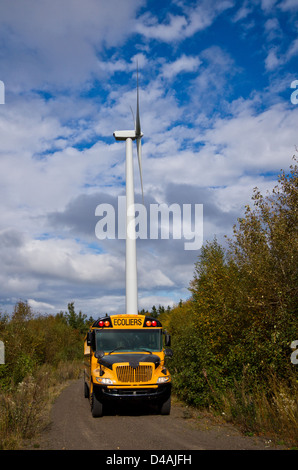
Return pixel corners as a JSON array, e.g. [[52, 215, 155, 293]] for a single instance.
[[0, 301, 93, 449], [0, 158, 297, 449], [159, 157, 298, 447]]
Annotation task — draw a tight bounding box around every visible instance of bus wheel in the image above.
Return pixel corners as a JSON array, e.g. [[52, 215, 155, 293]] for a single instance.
[[159, 396, 171, 415], [91, 392, 103, 417]]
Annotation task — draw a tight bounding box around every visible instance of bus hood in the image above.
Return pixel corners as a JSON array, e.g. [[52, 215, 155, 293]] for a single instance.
[[98, 353, 160, 370]]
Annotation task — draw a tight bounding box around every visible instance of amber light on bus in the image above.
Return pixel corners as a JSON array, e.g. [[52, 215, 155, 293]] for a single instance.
[[146, 320, 157, 327], [98, 320, 111, 327]]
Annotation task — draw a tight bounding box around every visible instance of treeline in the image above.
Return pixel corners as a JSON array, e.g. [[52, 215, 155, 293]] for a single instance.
[[139, 305, 173, 318], [0, 301, 93, 449], [158, 157, 298, 445], [0, 301, 93, 388]]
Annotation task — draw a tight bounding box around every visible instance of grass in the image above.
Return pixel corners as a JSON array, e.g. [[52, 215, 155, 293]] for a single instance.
[[219, 372, 298, 448], [0, 360, 82, 450]]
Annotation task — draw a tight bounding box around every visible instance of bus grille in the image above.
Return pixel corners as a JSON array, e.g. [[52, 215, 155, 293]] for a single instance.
[[116, 365, 153, 383]]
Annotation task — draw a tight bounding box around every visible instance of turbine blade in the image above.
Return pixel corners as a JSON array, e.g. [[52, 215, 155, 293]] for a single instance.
[[135, 63, 141, 137], [135, 62, 143, 204], [136, 137, 144, 205], [130, 105, 135, 128]]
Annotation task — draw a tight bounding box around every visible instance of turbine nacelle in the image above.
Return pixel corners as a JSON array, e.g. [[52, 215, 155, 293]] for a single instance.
[[113, 130, 143, 141]]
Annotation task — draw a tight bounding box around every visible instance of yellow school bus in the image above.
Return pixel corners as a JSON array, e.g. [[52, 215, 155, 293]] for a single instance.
[[84, 314, 173, 417]]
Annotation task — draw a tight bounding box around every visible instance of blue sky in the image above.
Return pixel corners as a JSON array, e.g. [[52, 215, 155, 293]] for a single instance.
[[0, 0, 297, 316]]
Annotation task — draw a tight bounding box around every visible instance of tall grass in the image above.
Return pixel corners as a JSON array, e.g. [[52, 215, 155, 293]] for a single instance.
[[0, 361, 82, 450], [220, 371, 298, 446]]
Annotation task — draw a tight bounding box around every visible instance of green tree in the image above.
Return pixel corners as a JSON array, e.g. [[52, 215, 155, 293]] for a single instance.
[[169, 157, 298, 408], [61, 302, 91, 335], [226, 157, 298, 376], [150, 305, 158, 318]]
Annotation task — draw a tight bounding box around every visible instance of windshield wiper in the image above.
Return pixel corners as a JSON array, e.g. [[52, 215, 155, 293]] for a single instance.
[[108, 347, 152, 355], [108, 347, 125, 355]]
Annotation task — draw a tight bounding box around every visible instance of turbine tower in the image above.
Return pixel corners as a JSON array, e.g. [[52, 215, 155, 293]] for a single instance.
[[113, 68, 144, 315]]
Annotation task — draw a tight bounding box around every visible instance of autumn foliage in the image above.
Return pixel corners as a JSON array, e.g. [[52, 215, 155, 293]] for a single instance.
[[164, 157, 298, 443], [0, 302, 92, 448]]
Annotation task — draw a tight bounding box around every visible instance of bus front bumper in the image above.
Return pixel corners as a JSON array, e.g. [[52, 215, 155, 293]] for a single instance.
[[93, 382, 171, 402]]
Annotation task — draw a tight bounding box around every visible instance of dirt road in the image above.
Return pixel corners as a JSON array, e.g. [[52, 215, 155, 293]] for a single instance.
[[30, 379, 284, 451]]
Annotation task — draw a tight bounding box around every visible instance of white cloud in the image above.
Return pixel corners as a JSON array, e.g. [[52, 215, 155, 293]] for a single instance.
[[162, 55, 201, 79], [264, 17, 282, 41], [0, 231, 122, 285], [0, 0, 143, 90], [188, 46, 239, 110], [198, 103, 297, 174], [181, 0, 235, 37], [279, 0, 298, 11], [260, 0, 278, 12], [136, 0, 234, 43], [0, 94, 126, 229], [232, 2, 253, 22], [142, 100, 297, 198], [136, 12, 188, 42], [96, 53, 148, 77], [265, 39, 298, 71], [28, 299, 56, 311], [286, 38, 298, 61], [265, 48, 281, 71]]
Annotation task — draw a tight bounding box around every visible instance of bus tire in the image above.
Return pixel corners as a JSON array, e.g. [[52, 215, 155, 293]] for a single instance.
[[91, 391, 103, 417], [159, 396, 171, 415]]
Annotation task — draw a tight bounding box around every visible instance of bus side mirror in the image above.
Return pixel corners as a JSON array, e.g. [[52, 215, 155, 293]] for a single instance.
[[87, 331, 95, 350], [164, 348, 173, 358], [165, 334, 171, 347]]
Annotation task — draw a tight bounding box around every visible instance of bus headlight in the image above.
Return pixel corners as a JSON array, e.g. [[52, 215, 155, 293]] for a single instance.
[[96, 377, 113, 384], [157, 376, 170, 384]]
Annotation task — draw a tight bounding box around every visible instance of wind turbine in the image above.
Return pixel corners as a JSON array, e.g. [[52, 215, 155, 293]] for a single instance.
[[113, 68, 144, 315]]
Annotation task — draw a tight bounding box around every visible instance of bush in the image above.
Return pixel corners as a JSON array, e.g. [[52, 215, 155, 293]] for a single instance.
[[0, 300, 89, 449], [166, 158, 298, 445]]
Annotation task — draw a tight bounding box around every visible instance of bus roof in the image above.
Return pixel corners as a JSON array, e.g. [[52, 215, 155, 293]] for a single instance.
[[91, 314, 162, 329]]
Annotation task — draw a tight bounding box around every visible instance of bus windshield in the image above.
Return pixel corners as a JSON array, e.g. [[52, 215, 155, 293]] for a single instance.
[[95, 329, 162, 353]]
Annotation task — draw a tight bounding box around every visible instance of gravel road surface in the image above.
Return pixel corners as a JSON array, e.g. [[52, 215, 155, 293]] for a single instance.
[[29, 379, 285, 451]]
